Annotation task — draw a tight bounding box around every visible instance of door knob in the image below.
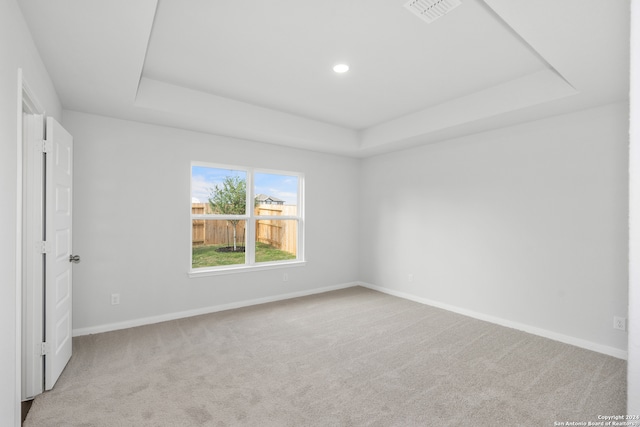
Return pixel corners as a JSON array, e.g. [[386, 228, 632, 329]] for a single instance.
[[69, 254, 81, 263]]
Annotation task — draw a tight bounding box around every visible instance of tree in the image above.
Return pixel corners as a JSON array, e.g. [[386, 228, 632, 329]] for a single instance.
[[208, 176, 246, 251]]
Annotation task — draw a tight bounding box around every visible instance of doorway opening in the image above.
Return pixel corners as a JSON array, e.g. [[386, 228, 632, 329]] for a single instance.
[[19, 69, 74, 410]]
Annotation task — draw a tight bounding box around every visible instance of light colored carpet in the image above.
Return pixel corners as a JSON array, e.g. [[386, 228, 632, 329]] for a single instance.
[[24, 287, 626, 426]]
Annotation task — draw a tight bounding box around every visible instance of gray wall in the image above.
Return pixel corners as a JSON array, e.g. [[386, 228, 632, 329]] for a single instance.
[[627, 0, 639, 412], [359, 102, 629, 354], [63, 110, 361, 332], [0, 0, 62, 424]]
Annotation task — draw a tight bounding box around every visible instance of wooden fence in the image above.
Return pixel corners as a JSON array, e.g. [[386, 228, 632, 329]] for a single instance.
[[255, 205, 297, 255], [192, 203, 297, 255]]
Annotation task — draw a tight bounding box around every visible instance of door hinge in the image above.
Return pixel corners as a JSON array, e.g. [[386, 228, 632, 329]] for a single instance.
[[41, 139, 53, 154], [39, 241, 52, 254], [40, 342, 49, 356]]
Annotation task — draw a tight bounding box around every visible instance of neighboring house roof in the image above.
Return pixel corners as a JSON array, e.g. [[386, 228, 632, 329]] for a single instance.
[[255, 194, 285, 204]]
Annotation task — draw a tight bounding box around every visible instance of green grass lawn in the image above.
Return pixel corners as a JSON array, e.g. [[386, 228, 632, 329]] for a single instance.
[[192, 242, 296, 268]]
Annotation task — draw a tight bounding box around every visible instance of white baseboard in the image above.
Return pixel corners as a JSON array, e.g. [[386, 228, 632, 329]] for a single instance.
[[72, 282, 359, 337], [73, 281, 628, 360], [359, 282, 628, 360]]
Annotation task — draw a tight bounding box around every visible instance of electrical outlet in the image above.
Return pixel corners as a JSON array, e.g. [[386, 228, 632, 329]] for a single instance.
[[111, 293, 120, 305], [283, 273, 288, 282], [613, 316, 626, 331]]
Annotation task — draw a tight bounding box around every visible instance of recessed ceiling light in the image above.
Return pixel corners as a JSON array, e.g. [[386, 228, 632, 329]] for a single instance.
[[333, 64, 349, 73]]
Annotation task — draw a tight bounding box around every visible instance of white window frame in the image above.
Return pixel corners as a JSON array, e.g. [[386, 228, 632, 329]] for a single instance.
[[189, 162, 305, 277]]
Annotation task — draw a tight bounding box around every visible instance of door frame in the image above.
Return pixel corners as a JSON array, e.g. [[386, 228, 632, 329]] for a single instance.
[[17, 68, 46, 402]]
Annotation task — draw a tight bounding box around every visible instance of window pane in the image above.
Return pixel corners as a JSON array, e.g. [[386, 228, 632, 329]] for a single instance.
[[192, 166, 247, 215], [255, 220, 297, 263], [192, 220, 246, 268], [254, 172, 298, 215]]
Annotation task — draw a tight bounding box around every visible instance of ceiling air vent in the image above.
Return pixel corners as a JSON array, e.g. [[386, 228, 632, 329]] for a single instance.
[[404, 0, 462, 24]]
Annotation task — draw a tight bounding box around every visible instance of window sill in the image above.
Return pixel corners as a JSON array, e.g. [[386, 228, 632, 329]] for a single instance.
[[188, 260, 307, 278]]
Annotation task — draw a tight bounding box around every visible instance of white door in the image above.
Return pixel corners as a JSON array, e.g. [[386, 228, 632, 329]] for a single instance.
[[44, 117, 74, 390]]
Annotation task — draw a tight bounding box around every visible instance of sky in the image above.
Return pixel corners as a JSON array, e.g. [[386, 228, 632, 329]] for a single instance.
[[191, 166, 299, 205]]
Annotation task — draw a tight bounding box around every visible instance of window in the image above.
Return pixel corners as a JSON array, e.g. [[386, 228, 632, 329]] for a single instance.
[[190, 163, 304, 275]]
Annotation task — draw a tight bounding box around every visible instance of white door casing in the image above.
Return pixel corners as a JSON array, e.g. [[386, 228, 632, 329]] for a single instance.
[[22, 113, 45, 399], [44, 117, 73, 390]]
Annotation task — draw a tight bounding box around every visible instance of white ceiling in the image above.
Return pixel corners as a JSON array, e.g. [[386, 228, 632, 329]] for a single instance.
[[18, 0, 630, 157]]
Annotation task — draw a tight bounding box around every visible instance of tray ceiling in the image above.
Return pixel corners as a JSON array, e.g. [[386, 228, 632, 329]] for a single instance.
[[19, 0, 630, 156]]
